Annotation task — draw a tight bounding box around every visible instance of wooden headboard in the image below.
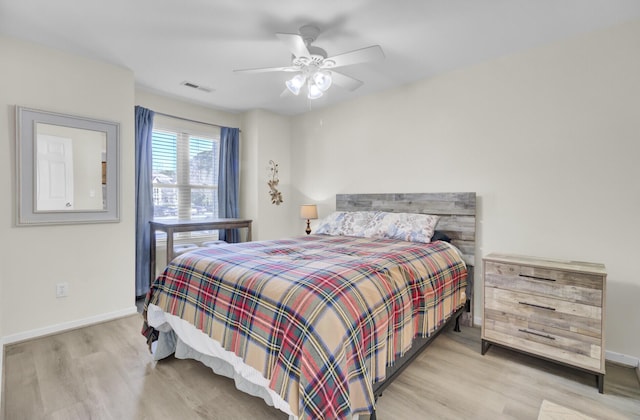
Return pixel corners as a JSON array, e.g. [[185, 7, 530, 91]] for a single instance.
[[336, 192, 476, 266]]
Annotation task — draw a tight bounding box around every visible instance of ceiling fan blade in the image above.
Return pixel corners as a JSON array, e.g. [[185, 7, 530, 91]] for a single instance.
[[234, 66, 298, 74], [330, 71, 364, 91], [276, 33, 311, 58], [324, 45, 385, 68]]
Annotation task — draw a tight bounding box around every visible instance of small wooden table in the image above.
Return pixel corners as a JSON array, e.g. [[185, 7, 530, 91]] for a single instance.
[[149, 218, 252, 284]]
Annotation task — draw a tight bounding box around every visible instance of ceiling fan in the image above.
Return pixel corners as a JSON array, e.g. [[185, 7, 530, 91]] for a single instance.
[[234, 24, 385, 99]]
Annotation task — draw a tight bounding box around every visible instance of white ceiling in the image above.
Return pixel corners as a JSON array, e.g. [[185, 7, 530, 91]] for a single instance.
[[2, 0, 640, 116]]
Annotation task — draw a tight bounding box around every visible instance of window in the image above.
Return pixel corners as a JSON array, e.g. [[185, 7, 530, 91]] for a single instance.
[[151, 117, 220, 229]]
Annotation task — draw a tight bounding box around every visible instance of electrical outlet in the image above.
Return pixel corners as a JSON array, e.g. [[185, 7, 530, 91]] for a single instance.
[[56, 282, 69, 298]]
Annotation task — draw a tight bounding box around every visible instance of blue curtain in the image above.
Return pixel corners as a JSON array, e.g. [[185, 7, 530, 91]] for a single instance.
[[218, 127, 240, 243], [135, 106, 155, 297]]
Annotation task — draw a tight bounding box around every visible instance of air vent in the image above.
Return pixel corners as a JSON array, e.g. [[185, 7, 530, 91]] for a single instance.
[[180, 81, 214, 93]]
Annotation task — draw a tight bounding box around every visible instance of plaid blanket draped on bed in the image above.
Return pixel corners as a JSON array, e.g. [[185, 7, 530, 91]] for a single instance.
[[142, 235, 467, 419]]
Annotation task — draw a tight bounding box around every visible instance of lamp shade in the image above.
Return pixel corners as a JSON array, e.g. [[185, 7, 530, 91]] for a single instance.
[[286, 74, 306, 96], [300, 204, 318, 220], [307, 82, 324, 99], [312, 70, 332, 91]]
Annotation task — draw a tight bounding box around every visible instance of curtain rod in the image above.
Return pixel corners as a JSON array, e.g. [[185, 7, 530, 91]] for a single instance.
[[154, 111, 241, 132]]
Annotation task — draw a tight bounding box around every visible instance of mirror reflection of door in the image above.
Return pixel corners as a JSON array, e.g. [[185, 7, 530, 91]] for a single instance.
[[37, 134, 74, 211], [35, 122, 106, 211]]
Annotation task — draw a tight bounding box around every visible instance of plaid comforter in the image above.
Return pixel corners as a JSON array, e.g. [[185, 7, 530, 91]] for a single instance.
[[142, 235, 467, 419]]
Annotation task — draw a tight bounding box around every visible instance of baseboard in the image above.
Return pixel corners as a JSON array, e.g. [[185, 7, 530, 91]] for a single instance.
[[2, 306, 138, 346], [605, 350, 640, 368]]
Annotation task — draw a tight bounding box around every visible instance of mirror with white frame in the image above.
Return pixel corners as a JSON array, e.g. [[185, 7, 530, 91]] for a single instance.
[[16, 107, 119, 225]]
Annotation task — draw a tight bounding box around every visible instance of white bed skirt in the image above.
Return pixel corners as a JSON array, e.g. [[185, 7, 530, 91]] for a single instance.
[[147, 304, 365, 419], [147, 303, 297, 418]]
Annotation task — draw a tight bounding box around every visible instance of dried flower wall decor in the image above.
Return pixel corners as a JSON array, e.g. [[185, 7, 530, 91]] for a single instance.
[[268, 160, 283, 205]]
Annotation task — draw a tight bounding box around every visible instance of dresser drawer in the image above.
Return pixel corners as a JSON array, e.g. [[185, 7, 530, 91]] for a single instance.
[[484, 287, 602, 338], [484, 261, 603, 306], [483, 316, 602, 371]]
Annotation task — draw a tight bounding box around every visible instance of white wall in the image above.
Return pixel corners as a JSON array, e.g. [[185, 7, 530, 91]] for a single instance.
[[241, 110, 296, 240], [240, 111, 260, 238], [0, 36, 137, 339], [136, 89, 242, 130], [290, 20, 640, 360]]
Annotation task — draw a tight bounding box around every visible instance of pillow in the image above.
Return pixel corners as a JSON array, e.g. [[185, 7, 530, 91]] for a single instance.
[[314, 211, 382, 237], [314, 211, 346, 235], [431, 230, 452, 243], [364, 212, 439, 244]]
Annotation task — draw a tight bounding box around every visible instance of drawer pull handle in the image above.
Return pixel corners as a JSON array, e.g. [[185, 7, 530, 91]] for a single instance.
[[519, 274, 556, 282], [518, 329, 556, 340], [518, 301, 556, 311]]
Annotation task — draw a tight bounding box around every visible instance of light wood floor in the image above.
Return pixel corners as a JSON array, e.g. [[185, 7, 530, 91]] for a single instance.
[[3, 314, 639, 420]]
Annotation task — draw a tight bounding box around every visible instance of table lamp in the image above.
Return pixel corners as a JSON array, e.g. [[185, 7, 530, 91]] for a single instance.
[[300, 204, 318, 235]]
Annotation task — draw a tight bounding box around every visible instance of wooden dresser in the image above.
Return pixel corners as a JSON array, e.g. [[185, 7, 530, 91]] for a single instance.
[[481, 253, 606, 393]]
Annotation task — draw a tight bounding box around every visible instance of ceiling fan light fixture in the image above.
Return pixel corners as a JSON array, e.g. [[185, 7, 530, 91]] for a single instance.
[[307, 81, 324, 99], [235, 25, 385, 104], [286, 74, 307, 95], [312, 70, 332, 92]]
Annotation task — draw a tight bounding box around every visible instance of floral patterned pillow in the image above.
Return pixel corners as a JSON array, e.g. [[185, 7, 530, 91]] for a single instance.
[[364, 212, 440, 243], [315, 211, 439, 243], [314, 211, 382, 237], [314, 211, 347, 235]]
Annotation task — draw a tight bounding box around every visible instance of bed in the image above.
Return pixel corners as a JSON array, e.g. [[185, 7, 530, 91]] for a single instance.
[[142, 192, 476, 419]]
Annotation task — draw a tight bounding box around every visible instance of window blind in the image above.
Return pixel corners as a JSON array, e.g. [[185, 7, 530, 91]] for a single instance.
[[151, 119, 220, 242]]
